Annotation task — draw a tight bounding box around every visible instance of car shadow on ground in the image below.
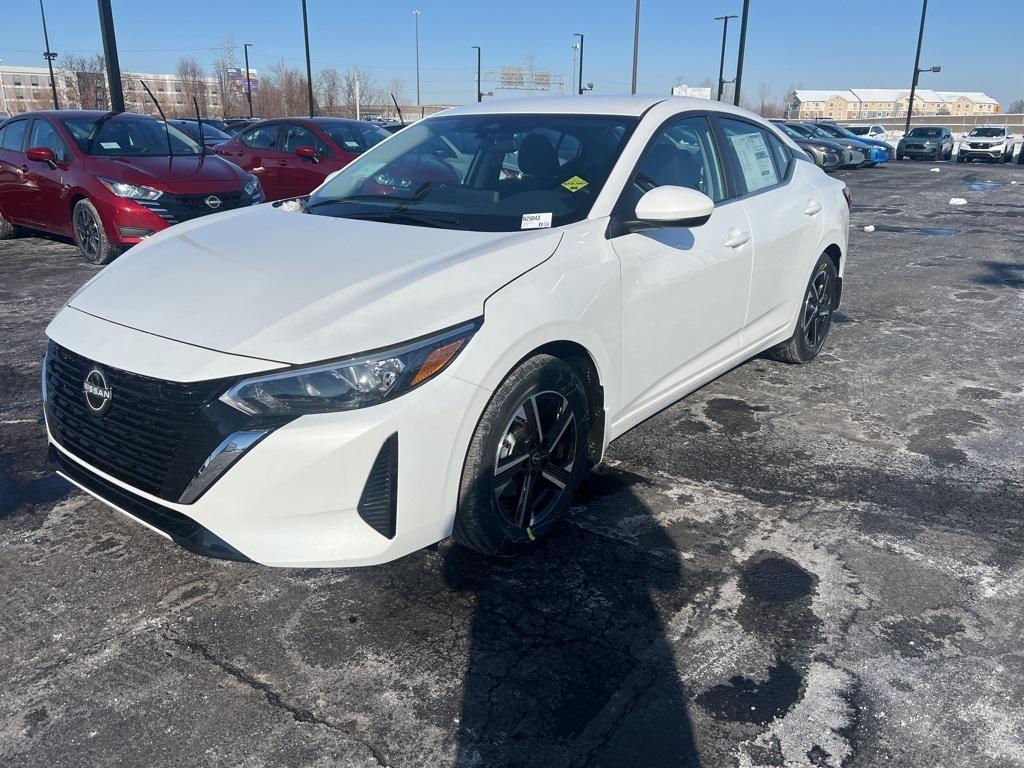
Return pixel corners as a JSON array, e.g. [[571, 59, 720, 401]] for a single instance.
[[442, 469, 703, 768]]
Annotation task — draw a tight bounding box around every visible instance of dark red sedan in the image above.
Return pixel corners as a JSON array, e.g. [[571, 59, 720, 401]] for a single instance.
[[0, 110, 262, 264], [214, 117, 391, 200]]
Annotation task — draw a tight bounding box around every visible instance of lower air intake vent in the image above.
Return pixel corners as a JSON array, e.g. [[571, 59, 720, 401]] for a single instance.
[[357, 433, 398, 539]]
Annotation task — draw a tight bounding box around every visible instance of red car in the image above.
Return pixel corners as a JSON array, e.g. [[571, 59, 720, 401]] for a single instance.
[[215, 117, 391, 200], [0, 110, 262, 264]]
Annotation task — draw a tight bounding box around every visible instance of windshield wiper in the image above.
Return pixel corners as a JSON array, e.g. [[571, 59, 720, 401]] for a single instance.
[[331, 210, 461, 229]]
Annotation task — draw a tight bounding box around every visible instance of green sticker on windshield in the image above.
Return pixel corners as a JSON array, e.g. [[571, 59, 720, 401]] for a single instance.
[[561, 176, 589, 193]]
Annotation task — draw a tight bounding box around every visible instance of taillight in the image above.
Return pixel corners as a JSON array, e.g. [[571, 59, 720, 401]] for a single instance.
[[842, 187, 852, 207]]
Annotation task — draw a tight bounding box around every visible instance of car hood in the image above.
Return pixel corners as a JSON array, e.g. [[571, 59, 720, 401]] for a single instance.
[[84, 154, 246, 187], [67, 204, 563, 365]]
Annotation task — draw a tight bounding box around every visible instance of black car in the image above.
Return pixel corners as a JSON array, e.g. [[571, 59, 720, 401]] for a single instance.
[[773, 122, 842, 171], [896, 126, 954, 160], [167, 119, 233, 149]]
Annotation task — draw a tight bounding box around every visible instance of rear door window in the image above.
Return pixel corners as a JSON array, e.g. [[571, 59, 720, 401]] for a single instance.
[[0, 119, 28, 152], [29, 119, 72, 163], [282, 123, 330, 156], [240, 124, 281, 150], [719, 118, 781, 194]]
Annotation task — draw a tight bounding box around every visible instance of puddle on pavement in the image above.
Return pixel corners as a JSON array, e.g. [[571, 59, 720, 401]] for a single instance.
[[740, 556, 815, 603], [696, 660, 803, 725], [964, 175, 1005, 192], [869, 225, 961, 236]]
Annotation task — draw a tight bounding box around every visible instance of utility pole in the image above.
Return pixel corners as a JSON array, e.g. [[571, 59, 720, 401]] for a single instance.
[[631, 0, 641, 94], [301, 0, 314, 116], [714, 14, 737, 102], [570, 42, 579, 97], [574, 33, 584, 95], [413, 10, 421, 106], [96, 0, 124, 112], [40, 0, 59, 109], [243, 43, 254, 118], [471, 45, 482, 102], [355, 75, 360, 120], [905, 0, 939, 135], [732, 0, 750, 107]]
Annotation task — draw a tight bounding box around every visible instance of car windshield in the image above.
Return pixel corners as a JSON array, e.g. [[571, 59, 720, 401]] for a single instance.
[[62, 115, 203, 156], [777, 124, 807, 141], [847, 126, 869, 135], [791, 124, 834, 140], [968, 127, 1005, 137], [908, 128, 943, 138], [318, 122, 391, 153], [174, 122, 231, 141], [815, 123, 854, 139], [307, 113, 638, 232]]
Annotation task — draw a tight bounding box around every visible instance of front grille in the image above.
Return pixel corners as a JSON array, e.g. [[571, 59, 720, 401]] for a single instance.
[[906, 144, 924, 150], [44, 342, 232, 500], [970, 142, 991, 149], [137, 190, 254, 225]]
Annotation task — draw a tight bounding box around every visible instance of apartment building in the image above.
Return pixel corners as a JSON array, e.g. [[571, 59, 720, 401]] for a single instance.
[[0, 65, 72, 115], [788, 89, 1000, 120]]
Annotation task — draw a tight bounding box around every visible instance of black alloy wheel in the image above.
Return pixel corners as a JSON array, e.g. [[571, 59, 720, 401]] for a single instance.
[[801, 265, 835, 354], [74, 203, 101, 261]]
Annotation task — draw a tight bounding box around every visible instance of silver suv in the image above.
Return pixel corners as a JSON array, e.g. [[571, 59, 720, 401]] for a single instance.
[[958, 125, 1016, 163]]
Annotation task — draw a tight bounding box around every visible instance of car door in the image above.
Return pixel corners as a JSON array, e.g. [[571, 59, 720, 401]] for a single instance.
[[277, 123, 332, 198], [610, 114, 753, 417], [234, 123, 283, 199], [0, 118, 31, 224], [718, 117, 824, 342], [21, 117, 74, 234]]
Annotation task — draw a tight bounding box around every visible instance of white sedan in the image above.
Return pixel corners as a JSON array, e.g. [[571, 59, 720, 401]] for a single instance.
[[43, 96, 850, 567]]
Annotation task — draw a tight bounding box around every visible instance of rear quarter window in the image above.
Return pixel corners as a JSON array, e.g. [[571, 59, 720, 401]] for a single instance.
[[0, 119, 28, 151]]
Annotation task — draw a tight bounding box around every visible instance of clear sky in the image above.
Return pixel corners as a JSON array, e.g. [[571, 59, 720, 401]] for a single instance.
[[0, 0, 1017, 107]]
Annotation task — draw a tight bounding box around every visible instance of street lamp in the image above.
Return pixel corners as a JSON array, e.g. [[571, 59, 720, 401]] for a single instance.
[[40, 0, 59, 109], [631, 0, 641, 95], [732, 0, 750, 106], [301, 0, 314, 117], [714, 14, 737, 102], [471, 45, 482, 102], [413, 10, 421, 106], [574, 33, 584, 95], [243, 42, 254, 118], [904, 0, 938, 135]]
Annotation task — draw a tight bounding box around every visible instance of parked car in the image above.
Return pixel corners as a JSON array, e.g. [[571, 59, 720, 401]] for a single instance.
[[215, 117, 392, 200], [773, 122, 843, 171], [846, 124, 888, 141], [0, 110, 262, 264], [222, 117, 262, 136], [812, 122, 891, 165], [41, 95, 849, 567], [896, 126, 954, 160], [174, 117, 233, 134], [377, 121, 408, 134], [957, 125, 1016, 163], [783, 122, 868, 167], [168, 119, 233, 150]]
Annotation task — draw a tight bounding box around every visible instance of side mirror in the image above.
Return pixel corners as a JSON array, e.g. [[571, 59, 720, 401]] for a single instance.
[[635, 186, 714, 227], [27, 146, 58, 169], [295, 145, 318, 162]]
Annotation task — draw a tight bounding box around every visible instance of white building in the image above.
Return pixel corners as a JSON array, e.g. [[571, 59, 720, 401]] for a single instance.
[[788, 89, 1000, 120], [0, 64, 71, 116]]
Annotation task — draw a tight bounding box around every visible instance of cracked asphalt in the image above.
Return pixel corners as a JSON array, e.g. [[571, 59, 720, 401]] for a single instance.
[[1, 161, 1023, 767]]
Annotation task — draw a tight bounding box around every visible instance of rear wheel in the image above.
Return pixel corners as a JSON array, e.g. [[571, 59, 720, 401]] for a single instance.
[[73, 199, 120, 265], [768, 254, 838, 365], [0, 208, 17, 240], [454, 355, 590, 556]]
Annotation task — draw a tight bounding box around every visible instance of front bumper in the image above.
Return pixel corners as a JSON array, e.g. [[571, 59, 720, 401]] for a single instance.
[[97, 189, 262, 247], [899, 143, 943, 157], [43, 317, 489, 567], [958, 144, 1007, 160]]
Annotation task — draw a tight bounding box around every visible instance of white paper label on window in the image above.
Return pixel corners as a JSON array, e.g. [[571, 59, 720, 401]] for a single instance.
[[521, 212, 552, 230], [100, 142, 121, 149]]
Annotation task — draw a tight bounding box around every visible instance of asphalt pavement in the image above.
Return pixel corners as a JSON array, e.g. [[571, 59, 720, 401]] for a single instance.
[[1, 160, 1022, 767]]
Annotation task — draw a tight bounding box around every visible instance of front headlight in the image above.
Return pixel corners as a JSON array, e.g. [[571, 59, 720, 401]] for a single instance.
[[98, 178, 163, 201], [220, 321, 480, 416], [244, 174, 261, 196]]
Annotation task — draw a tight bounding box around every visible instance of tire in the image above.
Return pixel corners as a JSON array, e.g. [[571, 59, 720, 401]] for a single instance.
[[944, 146, 953, 160], [956, 155, 965, 163], [0, 208, 17, 240], [767, 254, 838, 365], [72, 199, 120, 265], [453, 354, 591, 556]]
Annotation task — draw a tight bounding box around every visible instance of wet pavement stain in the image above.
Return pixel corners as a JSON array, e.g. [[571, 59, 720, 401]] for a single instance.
[[872, 225, 961, 236], [705, 398, 770, 435], [696, 660, 803, 725], [964, 175, 1005, 192], [907, 409, 988, 466], [0, 454, 71, 519], [740, 557, 816, 603], [880, 614, 966, 659]]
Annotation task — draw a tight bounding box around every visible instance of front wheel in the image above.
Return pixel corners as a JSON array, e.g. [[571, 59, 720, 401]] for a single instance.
[[73, 199, 120, 265], [0, 208, 17, 240], [454, 355, 590, 556], [768, 254, 838, 365]]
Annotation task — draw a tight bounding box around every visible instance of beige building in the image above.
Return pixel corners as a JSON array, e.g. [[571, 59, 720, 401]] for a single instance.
[[0, 62, 220, 117], [788, 89, 1000, 120]]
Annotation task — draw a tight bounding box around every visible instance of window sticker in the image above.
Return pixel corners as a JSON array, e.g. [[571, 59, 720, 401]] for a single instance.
[[561, 175, 589, 193], [521, 212, 552, 230], [100, 142, 121, 149], [729, 132, 777, 192]]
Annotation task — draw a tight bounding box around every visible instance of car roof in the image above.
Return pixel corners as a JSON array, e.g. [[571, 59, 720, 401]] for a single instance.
[[437, 94, 763, 119]]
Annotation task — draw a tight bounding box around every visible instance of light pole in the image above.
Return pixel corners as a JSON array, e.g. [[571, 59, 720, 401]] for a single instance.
[[574, 33, 584, 95], [40, 0, 59, 109], [471, 45, 482, 102], [570, 42, 579, 96], [714, 14, 737, 102], [413, 9, 421, 106], [904, 0, 939, 135], [301, 0, 314, 116], [96, 0, 124, 112], [732, 0, 750, 106], [630, 0, 641, 94], [243, 42, 254, 118]]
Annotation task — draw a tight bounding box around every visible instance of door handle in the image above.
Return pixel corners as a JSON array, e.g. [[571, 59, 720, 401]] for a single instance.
[[723, 228, 750, 249], [803, 200, 822, 216]]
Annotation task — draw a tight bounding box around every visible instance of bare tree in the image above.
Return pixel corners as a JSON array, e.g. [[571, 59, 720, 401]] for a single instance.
[[316, 67, 344, 116], [60, 53, 105, 109], [1008, 98, 1024, 114], [175, 57, 208, 117], [212, 37, 238, 117]]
